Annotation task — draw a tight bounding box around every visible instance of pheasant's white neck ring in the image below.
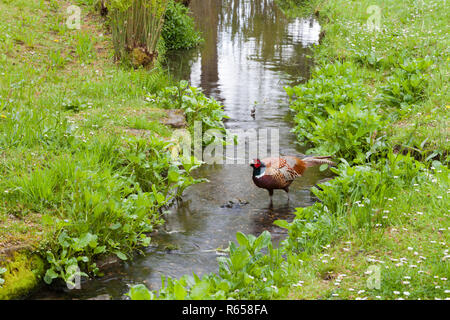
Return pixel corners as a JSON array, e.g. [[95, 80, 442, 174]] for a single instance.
[[254, 167, 265, 178]]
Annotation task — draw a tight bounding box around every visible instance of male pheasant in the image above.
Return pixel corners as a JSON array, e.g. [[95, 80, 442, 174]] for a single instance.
[[250, 156, 335, 203]]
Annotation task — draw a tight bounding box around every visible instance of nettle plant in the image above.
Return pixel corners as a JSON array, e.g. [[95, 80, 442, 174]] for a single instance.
[[128, 231, 298, 300], [307, 103, 385, 164], [286, 61, 386, 164], [285, 61, 367, 143], [377, 57, 433, 116]]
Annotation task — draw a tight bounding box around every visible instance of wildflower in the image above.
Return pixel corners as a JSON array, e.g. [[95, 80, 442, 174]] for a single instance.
[[393, 291, 400, 295], [0, 114, 7, 119], [404, 292, 410, 296]]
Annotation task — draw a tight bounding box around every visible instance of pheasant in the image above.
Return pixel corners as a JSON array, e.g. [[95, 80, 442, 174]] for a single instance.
[[250, 156, 335, 203]]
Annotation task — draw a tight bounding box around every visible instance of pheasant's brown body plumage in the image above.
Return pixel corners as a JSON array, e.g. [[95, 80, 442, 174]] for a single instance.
[[250, 156, 335, 202]]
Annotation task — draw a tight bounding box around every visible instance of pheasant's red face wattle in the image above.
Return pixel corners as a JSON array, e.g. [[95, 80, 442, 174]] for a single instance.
[[253, 159, 261, 168]]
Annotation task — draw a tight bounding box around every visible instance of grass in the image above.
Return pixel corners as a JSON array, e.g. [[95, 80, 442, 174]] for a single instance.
[[0, 0, 169, 249], [287, 163, 449, 300]]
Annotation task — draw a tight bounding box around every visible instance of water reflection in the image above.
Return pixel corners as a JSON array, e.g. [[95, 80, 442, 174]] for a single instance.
[[167, 0, 320, 114]]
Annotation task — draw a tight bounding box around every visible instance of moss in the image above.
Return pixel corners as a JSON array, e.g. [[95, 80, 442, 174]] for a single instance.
[[0, 252, 45, 300], [130, 47, 156, 68]]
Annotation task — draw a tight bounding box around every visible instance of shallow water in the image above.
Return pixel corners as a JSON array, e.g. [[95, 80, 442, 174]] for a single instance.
[[31, 0, 328, 300]]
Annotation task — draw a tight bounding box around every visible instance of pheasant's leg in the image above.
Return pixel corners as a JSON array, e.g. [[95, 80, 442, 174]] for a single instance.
[[283, 187, 290, 203], [268, 189, 274, 205]]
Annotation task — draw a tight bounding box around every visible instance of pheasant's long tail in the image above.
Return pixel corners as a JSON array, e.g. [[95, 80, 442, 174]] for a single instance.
[[302, 156, 336, 168]]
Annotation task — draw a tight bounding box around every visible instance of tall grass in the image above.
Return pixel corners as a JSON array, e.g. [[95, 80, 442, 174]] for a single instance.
[[109, 0, 169, 66]]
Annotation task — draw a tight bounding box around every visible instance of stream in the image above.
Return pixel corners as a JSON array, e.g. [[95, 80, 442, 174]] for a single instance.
[[31, 0, 329, 300]]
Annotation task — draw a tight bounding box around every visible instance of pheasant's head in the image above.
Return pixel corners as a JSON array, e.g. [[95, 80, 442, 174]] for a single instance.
[[250, 158, 263, 169]]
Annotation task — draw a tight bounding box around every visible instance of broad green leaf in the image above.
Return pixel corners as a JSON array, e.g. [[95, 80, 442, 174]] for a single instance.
[[235, 232, 248, 248], [174, 283, 187, 300], [115, 251, 128, 261], [190, 281, 210, 300], [128, 284, 153, 300], [273, 219, 290, 229]]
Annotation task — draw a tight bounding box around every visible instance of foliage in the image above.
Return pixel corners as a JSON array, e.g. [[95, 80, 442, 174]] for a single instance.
[[147, 80, 228, 146], [109, 0, 169, 64], [2, 135, 203, 285], [0, 0, 223, 293], [276, 153, 426, 253], [286, 61, 367, 144], [128, 231, 298, 299], [377, 58, 433, 117], [162, 0, 202, 50], [286, 61, 385, 163], [307, 103, 385, 163], [0, 267, 6, 287]]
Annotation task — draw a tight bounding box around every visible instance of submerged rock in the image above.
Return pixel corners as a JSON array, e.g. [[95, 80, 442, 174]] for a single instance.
[[220, 198, 249, 209]]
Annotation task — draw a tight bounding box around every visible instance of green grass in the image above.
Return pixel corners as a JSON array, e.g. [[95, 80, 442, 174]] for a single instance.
[[285, 158, 449, 300]]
